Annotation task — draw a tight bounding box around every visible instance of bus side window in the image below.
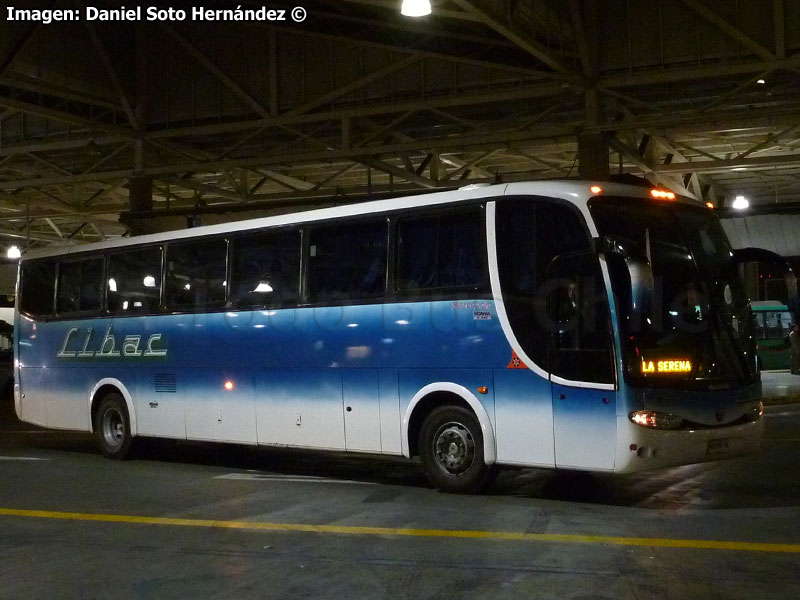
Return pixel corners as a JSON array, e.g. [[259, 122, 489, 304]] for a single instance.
[[396, 208, 488, 294], [752, 312, 765, 339], [56, 258, 103, 315], [165, 238, 227, 309], [20, 259, 56, 317], [229, 229, 301, 308], [107, 247, 162, 314], [307, 220, 388, 303]]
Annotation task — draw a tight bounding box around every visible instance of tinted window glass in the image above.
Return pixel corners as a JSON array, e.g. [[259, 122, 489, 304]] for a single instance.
[[307, 220, 387, 302], [20, 260, 56, 316], [496, 197, 613, 383], [230, 229, 301, 307], [57, 258, 103, 313], [397, 208, 487, 293], [165, 239, 227, 309], [107, 247, 162, 314]]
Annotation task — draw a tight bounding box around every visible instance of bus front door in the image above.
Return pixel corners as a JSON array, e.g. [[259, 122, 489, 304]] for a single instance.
[[551, 382, 616, 470], [547, 252, 617, 471]]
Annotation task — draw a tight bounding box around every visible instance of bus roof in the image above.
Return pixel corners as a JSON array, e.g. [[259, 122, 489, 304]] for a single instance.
[[20, 180, 702, 261], [750, 300, 789, 310]]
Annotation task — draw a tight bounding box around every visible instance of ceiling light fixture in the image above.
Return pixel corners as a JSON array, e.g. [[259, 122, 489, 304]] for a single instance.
[[732, 195, 749, 210], [401, 0, 432, 17], [6, 245, 20, 259]]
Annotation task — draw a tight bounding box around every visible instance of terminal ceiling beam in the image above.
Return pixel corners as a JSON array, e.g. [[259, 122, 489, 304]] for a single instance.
[[680, 0, 776, 61], [2, 0, 800, 243], [448, 0, 585, 82]]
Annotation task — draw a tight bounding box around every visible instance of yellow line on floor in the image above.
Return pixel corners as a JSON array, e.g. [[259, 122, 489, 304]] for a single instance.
[[1, 507, 798, 553]]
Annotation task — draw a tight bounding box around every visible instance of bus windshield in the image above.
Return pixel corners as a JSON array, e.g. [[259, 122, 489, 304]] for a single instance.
[[590, 197, 757, 388]]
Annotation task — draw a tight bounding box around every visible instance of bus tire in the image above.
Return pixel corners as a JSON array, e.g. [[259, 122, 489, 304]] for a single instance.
[[94, 393, 133, 460], [419, 405, 496, 493]]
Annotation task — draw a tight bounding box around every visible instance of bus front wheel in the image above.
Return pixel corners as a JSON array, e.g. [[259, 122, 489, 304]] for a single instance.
[[419, 405, 496, 493], [94, 393, 133, 459]]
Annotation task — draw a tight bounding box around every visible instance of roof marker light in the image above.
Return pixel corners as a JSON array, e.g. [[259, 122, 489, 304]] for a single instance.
[[590, 185, 603, 194], [706, 202, 715, 209], [650, 189, 676, 200]]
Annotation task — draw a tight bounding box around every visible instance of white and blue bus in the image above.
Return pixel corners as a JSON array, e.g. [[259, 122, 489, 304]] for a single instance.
[[13, 181, 770, 493]]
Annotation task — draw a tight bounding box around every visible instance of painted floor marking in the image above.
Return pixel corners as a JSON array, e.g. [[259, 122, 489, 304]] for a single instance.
[[215, 473, 376, 485], [0, 456, 48, 461], [0, 507, 798, 554]]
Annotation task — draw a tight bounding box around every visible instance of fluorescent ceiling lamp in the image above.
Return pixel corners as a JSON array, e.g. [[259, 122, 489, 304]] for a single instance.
[[401, 0, 431, 17], [143, 275, 157, 288], [732, 195, 749, 210], [253, 282, 274, 293], [6, 245, 20, 259]]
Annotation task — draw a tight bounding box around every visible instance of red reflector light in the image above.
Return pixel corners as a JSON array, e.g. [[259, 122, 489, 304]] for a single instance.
[[650, 189, 676, 200]]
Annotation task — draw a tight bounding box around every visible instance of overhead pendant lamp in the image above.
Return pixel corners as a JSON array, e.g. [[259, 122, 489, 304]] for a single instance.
[[401, 0, 432, 17], [732, 195, 749, 210]]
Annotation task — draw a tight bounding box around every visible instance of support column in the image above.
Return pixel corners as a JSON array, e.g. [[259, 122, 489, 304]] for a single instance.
[[742, 262, 760, 302], [578, 132, 609, 181], [122, 175, 154, 235], [578, 88, 609, 181]]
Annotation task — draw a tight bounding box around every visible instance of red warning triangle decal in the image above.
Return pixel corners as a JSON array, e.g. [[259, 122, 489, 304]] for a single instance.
[[507, 349, 528, 369]]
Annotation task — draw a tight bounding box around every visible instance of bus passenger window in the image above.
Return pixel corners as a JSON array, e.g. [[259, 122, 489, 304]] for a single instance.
[[107, 247, 162, 314], [165, 238, 227, 309], [397, 209, 487, 294], [307, 220, 387, 303], [229, 230, 301, 308], [57, 258, 103, 314], [20, 259, 56, 317]]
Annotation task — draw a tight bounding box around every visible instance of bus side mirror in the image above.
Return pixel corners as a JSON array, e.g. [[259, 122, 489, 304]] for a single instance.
[[601, 235, 655, 323], [731, 247, 799, 315]]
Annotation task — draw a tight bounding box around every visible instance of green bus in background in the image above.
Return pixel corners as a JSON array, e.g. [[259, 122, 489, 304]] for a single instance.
[[751, 301, 793, 371]]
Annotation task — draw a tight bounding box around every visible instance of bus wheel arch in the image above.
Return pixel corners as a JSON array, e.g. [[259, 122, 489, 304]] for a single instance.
[[89, 379, 138, 439], [403, 383, 497, 492]]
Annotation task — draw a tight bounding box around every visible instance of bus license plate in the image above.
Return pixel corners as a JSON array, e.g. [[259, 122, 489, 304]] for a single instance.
[[707, 438, 730, 455]]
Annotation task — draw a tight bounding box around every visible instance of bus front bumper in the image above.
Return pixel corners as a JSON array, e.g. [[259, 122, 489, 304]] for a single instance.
[[613, 417, 765, 474]]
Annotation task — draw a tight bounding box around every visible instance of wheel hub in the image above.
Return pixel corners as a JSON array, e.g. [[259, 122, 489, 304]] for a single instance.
[[434, 423, 475, 474], [102, 409, 124, 448]]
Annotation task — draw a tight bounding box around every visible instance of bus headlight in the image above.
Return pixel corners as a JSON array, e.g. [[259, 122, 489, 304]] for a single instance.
[[629, 410, 684, 430]]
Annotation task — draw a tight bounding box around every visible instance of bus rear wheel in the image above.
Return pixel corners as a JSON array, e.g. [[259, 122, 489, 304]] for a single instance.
[[94, 393, 133, 459], [419, 405, 496, 493]]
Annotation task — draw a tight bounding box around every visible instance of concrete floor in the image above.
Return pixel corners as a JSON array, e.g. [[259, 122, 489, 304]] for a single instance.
[[0, 399, 798, 600], [761, 369, 800, 403]]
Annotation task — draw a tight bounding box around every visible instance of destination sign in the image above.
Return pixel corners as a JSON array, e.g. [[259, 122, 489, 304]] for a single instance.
[[641, 359, 692, 374]]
